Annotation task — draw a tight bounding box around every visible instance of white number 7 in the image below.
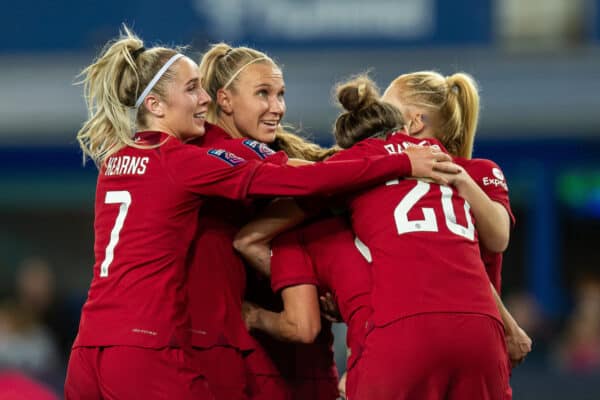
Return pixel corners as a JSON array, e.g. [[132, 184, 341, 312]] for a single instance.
[[100, 191, 132, 277]]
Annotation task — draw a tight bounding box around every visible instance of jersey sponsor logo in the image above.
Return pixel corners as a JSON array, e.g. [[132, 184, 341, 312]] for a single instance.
[[482, 176, 508, 190], [492, 167, 504, 180], [242, 139, 275, 159], [104, 156, 149, 176], [207, 148, 246, 166]]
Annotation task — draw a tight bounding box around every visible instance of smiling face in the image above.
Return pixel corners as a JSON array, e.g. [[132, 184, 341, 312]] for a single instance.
[[158, 57, 211, 142], [219, 62, 286, 143]]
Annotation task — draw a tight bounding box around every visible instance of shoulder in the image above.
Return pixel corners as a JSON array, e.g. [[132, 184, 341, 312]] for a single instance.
[[461, 158, 506, 180], [328, 139, 382, 161]]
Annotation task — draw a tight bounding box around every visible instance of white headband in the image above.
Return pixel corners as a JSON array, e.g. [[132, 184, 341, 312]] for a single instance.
[[135, 53, 184, 108], [223, 57, 269, 89]]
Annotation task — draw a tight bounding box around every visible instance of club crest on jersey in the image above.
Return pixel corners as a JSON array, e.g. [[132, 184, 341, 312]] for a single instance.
[[242, 139, 275, 159], [492, 167, 505, 180], [207, 149, 246, 166]]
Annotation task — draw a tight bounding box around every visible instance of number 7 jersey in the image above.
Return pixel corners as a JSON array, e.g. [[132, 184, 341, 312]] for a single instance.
[[328, 132, 501, 327]]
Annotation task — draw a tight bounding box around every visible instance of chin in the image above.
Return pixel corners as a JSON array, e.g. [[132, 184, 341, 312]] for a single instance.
[[261, 132, 278, 144]]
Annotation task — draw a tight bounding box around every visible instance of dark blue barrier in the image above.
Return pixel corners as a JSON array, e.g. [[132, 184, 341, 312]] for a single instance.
[[0, 0, 492, 53]]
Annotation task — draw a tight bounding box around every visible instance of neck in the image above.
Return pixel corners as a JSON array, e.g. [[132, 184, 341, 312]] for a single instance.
[[217, 116, 243, 139]]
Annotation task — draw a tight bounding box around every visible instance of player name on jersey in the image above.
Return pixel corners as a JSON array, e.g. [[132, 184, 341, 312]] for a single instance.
[[383, 139, 441, 155], [104, 156, 149, 176]]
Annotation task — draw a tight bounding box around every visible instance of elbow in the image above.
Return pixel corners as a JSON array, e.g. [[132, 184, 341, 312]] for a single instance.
[[233, 233, 252, 254], [483, 231, 510, 253]]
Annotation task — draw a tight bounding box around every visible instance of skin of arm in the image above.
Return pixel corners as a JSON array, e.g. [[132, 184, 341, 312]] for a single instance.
[[490, 283, 533, 367], [242, 284, 321, 343], [233, 197, 309, 276], [439, 165, 510, 252]]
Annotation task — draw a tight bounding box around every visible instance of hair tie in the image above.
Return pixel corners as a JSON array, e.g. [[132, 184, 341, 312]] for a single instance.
[[135, 53, 184, 108], [131, 47, 146, 60], [223, 57, 269, 89]]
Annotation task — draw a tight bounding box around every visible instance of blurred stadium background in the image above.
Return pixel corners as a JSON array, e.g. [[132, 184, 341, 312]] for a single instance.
[[1, 0, 599, 398]]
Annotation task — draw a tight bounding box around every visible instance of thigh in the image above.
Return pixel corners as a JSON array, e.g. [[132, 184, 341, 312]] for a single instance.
[[98, 346, 214, 400], [445, 315, 511, 400], [191, 346, 247, 400], [353, 318, 447, 400], [64, 347, 102, 400]]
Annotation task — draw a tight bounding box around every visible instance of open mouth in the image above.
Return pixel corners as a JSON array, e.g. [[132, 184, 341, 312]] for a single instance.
[[261, 120, 279, 128]]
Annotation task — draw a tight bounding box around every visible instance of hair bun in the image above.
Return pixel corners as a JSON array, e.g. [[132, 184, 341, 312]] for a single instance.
[[336, 76, 379, 112]]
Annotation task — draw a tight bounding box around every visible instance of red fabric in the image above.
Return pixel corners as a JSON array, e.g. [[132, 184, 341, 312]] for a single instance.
[[187, 125, 286, 352], [245, 374, 291, 400], [191, 346, 248, 400], [0, 371, 58, 400], [75, 128, 411, 349], [74, 132, 260, 349], [328, 132, 501, 327], [65, 346, 214, 400], [353, 313, 511, 400], [455, 157, 515, 294], [455, 158, 515, 226], [270, 216, 372, 370]]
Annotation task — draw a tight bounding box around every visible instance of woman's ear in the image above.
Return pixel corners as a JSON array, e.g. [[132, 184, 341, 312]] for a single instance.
[[408, 113, 426, 135], [143, 94, 165, 118], [217, 88, 233, 114]]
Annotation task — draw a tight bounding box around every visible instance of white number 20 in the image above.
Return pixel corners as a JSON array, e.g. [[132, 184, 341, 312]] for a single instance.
[[100, 190, 132, 277], [392, 180, 475, 240]]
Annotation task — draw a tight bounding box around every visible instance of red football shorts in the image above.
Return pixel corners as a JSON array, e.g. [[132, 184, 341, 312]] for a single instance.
[[65, 346, 214, 400], [191, 346, 248, 400], [352, 313, 511, 400]]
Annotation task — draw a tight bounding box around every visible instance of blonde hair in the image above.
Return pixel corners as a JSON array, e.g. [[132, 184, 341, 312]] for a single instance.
[[334, 75, 405, 149], [199, 43, 275, 123], [76, 25, 183, 166], [387, 71, 479, 159], [272, 129, 339, 161], [199, 43, 335, 162]]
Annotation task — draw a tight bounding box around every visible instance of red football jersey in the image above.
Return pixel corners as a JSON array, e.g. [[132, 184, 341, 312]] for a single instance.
[[187, 124, 286, 351], [456, 157, 515, 293], [271, 216, 372, 370], [73, 129, 414, 349], [327, 132, 500, 327], [74, 131, 261, 348]]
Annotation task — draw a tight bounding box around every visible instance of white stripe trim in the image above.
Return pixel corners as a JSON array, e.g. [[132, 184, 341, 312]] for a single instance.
[[135, 54, 184, 108]]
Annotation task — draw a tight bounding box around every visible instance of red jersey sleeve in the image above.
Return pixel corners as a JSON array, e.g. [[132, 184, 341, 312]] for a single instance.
[[270, 228, 319, 293], [462, 158, 515, 226], [246, 153, 412, 197], [166, 144, 260, 200], [214, 138, 288, 165]]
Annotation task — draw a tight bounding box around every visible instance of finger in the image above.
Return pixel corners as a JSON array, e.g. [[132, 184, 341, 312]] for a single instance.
[[433, 161, 461, 173], [428, 173, 449, 186], [432, 152, 452, 162], [320, 312, 338, 323]]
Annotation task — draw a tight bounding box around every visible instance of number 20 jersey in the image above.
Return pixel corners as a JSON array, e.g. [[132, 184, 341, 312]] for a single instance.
[[328, 132, 500, 327]]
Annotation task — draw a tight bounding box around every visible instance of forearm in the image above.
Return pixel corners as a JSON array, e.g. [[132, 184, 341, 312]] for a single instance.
[[454, 176, 510, 252], [490, 283, 518, 336], [251, 307, 308, 343], [234, 198, 308, 276]]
